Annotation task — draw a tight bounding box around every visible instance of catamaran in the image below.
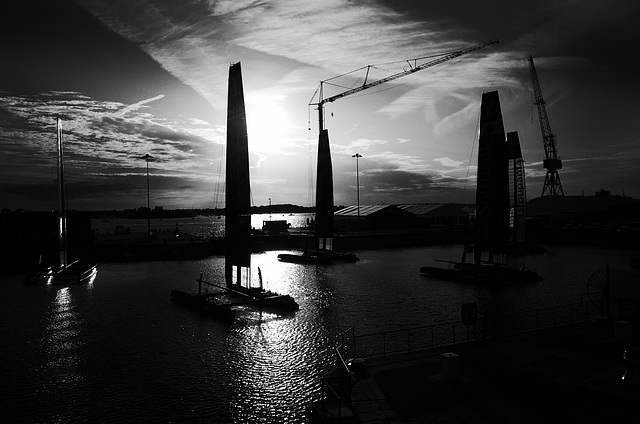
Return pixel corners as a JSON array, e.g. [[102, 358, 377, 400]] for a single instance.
[[24, 118, 97, 285], [419, 91, 541, 284], [171, 62, 298, 315], [277, 117, 358, 265]]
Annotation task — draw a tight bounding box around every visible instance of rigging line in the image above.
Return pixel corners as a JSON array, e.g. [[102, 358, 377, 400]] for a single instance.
[[214, 143, 225, 209], [308, 86, 319, 105], [322, 81, 359, 91], [345, 54, 473, 101], [322, 65, 372, 82], [307, 128, 315, 207], [321, 52, 450, 84], [375, 52, 450, 67], [463, 112, 481, 194]]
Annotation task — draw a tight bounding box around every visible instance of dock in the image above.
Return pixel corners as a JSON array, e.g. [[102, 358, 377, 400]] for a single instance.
[[312, 318, 640, 422]]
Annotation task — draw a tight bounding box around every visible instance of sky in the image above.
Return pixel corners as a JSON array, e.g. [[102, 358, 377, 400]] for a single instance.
[[1, 0, 639, 211]]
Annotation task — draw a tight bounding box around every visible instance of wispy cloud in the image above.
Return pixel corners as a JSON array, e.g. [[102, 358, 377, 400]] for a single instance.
[[434, 157, 464, 167], [115, 94, 165, 117]]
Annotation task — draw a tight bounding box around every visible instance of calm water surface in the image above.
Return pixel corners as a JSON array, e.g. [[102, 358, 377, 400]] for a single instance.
[[1, 244, 638, 422]]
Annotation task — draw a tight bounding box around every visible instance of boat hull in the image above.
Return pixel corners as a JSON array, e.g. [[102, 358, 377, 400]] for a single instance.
[[420, 263, 542, 284], [24, 262, 97, 285], [227, 285, 299, 312], [277, 251, 359, 265], [170, 289, 235, 322], [277, 253, 332, 265]]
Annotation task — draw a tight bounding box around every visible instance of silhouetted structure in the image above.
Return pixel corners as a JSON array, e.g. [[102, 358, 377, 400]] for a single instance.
[[529, 55, 565, 196]]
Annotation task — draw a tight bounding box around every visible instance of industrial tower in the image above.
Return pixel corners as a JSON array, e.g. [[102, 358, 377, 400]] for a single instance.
[[528, 55, 564, 196]]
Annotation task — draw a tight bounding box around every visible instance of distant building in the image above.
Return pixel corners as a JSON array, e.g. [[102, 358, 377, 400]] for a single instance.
[[334, 204, 415, 230], [397, 204, 471, 229], [528, 195, 615, 225], [334, 203, 473, 231], [526, 194, 640, 246]]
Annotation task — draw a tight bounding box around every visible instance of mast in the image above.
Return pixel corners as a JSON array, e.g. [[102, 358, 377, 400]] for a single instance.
[[225, 62, 252, 288], [56, 118, 68, 268]]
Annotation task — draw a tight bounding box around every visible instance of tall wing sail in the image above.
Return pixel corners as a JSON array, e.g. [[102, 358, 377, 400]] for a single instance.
[[225, 62, 252, 288], [474, 91, 509, 263], [315, 129, 334, 251]]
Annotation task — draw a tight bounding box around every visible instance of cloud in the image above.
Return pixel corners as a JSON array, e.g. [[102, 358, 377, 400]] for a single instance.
[[434, 157, 464, 167], [115, 94, 165, 117]]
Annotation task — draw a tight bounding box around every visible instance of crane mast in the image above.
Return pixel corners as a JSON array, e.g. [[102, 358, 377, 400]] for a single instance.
[[528, 55, 564, 196], [310, 39, 499, 131]]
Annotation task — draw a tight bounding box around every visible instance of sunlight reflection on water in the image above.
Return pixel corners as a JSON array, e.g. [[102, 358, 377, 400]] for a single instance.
[[1, 244, 638, 422]]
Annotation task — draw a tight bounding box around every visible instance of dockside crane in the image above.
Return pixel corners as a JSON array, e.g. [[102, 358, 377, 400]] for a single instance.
[[528, 55, 565, 196], [309, 39, 499, 132]]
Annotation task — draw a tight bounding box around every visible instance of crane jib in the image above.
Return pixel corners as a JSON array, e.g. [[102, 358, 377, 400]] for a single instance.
[[314, 39, 499, 107]]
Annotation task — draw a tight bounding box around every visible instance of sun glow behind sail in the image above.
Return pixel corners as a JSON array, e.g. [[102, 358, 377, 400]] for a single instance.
[[246, 95, 292, 152]]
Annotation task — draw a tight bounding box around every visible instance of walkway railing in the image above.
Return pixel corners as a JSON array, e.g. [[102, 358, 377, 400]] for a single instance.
[[317, 300, 605, 419], [338, 300, 601, 360]]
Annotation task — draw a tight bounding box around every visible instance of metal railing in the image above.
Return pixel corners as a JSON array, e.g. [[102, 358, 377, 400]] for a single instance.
[[344, 301, 602, 359], [318, 299, 606, 419]]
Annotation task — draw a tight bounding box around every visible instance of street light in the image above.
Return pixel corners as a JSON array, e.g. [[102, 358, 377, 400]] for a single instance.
[[352, 153, 362, 223], [142, 154, 153, 234]]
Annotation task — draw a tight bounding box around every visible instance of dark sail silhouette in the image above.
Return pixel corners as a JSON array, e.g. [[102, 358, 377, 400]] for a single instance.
[[474, 90, 510, 264], [277, 129, 358, 264], [315, 129, 334, 251], [225, 61, 252, 289], [171, 63, 297, 317], [419, 91, 541, 284]]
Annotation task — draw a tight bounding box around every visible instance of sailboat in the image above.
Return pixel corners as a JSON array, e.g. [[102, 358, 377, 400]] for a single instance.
[[171, 62, 298, 315], [24, 118, 97, 285], [277, 127, 358, 264], [419, 91, 541, 284]]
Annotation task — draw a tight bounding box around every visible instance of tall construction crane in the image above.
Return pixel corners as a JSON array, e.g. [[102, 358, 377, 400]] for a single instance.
[[528, 55, 564, 196], [309, 39, 499, 131]]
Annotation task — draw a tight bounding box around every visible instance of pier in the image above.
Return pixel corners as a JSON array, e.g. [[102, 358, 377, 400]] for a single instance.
[[313, 305, 640, 422]]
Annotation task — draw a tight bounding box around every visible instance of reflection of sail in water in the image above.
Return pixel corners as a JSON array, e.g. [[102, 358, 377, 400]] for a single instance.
[[41, 287, 86, 392]]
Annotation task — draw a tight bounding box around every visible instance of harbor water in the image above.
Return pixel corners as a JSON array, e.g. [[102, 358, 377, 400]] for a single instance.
[[1, 239, 638, 422]]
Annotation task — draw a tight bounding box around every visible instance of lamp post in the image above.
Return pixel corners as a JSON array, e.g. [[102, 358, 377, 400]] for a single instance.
[[352, 153, 362, 223], [142, 154, 153, 234]]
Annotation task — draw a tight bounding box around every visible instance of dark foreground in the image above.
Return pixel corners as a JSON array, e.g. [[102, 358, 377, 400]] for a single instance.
[[313, 318, 640, 423]]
